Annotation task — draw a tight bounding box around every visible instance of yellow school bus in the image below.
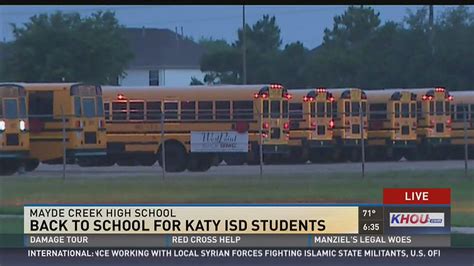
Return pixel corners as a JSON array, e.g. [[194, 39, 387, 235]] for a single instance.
[[448, 91, 474, 159], [25, 83, 107, 166], [0, 83, 31, 175], [366, 89, 418, 161], [288, 88, 335, 163], [410, 87, 452, 160], [101, 84, 291, 172], [330, 88, 368, 162]]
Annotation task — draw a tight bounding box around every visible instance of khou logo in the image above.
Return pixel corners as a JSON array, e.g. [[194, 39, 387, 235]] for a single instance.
[[389, 212, 445, 227]]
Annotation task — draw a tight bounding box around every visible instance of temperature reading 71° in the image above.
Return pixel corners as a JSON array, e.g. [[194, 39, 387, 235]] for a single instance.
[[362, 209, 377, 217]]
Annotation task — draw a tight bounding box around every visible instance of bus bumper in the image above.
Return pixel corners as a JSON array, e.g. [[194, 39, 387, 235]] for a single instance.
[[306, 139, 333, 148], [0, 151, 29, 159], [425, 138, 451, 146], [66, 149, 107, 158], [389, 140, 417, 148], [336, 138, 366, 147], [251, 143, 289, 155]]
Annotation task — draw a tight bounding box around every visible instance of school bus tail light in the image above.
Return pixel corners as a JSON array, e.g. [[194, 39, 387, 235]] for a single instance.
[[262, 122, 269, 129], [329, 119, 335, 129], [311, 121, 316, 128], [435, 87, 445, 92], [76, 120, 83, 128], [283, 122, 289, 130]]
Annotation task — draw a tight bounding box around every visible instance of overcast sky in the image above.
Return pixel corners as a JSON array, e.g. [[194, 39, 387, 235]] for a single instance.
[[0, 5, 467, 48]]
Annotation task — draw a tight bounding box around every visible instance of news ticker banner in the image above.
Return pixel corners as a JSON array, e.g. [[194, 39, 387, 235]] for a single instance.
[[23, 188, 451, 248]]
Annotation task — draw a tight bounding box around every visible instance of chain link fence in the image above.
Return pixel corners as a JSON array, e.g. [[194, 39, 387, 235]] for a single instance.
[[9, 105, 473, 179]]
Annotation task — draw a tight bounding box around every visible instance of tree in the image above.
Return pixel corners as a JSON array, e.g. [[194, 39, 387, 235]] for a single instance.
[[323, 6, 381, 48], [235, 15, 282, 84], [1, 11, 133, 84], [275, 41, 309, 87], [310, 6, 383, 87], [199, 15, 282, 85], [189, 76, 204, 85], [199, 38, 240, 84]]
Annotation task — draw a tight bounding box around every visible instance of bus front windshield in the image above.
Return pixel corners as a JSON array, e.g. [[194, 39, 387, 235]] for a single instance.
[[4, 99, 18, 119], [75, 96, 104, 118]]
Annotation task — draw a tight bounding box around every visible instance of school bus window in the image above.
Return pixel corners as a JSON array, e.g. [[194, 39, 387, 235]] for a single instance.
[[417, 102, 423, 118], [164, 102, 178, 120], [332, 102, 338, 118], [362, 102, 367, 116], [112, 102, 127, 121], [369, 103, 387, 120], [344, 101, 350, 116], [74, 97, 82, 117], [445, 102, 450, 116], [233, 100, 253, 120], [181, 101, 196, 120], [129, 101, 144, 120], [282, 101, 288, 118], [436, 101, 444, 115], [104, 102, 110, 120], [29, 91, 53, 118], [96, 97, 104, 116], [351, 102, 359, 117], [0, 100, 3, 117], [270, 100, 280, 118], [262, 100, 269, 118], [215, 101, 230, 120], [394, 103, 400, 118], [310, 102, 315, 118], [455, 105, 465, 120], [317, 102, 325, 117], [470, 104, 474, 120], [401, 103, 409, 118], [4, 99, 18, 119], [429, 101, 434, 115], [411, 103, 416, 118], [83, 98, 96, 118], [289, 103, 302, 119], [326, 102, 331, 117], [198, 101, 213, 120], [146, 101, 161, 120]]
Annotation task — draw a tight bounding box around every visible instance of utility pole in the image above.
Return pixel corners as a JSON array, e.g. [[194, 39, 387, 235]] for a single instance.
[[429, 5, 434, 55], [242, 5, 247, 85]]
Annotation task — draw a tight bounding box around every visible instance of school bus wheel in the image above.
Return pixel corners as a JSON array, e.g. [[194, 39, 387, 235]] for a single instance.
[[187, 153, 212, 172], [158, 141, 187, 173], [0, 160, 20, 176], [24, 159, 40, 172], [223, 154, 246, 166]]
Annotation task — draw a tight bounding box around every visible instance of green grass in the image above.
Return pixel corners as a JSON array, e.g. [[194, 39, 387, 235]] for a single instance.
[[0, 170, 472, 248], [1, 169, 473, 222]]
